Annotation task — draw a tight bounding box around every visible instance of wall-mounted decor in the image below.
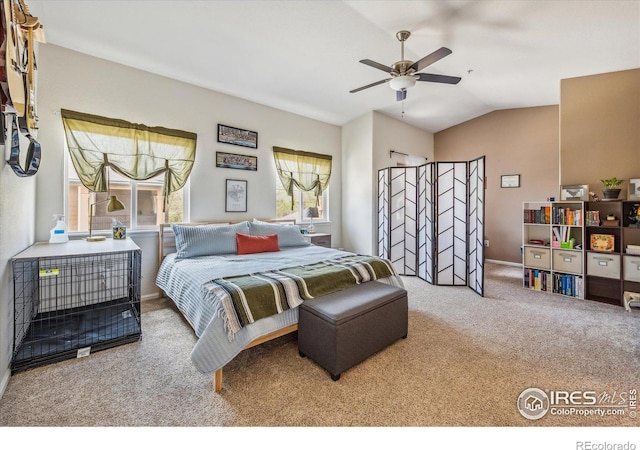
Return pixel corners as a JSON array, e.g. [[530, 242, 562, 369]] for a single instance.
[[500, 174, 520, 188], [217, 124, 258, 149], [216, 151, 257, 171], [225, 179, 247, 212], [560, 184, 589, 201], [628, 178, 640, 200]]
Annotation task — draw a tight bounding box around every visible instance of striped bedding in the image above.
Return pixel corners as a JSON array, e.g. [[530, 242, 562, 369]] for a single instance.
[[156, 245, 404, 374]]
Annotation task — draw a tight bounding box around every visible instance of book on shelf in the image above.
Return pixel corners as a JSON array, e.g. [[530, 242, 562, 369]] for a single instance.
[[552, 207, 583, 225], [524, 206, 550, 224], [524, 268, 552, 292], [528, 239, 549, 246], [586, 211, 600, 226]]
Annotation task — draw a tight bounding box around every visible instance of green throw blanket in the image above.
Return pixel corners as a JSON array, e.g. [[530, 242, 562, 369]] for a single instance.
[[208, 255, 397, 338]]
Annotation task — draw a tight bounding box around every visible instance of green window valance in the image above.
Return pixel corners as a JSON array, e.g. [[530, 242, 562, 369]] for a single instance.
[[272, 146, 332, 207], [61, 109, 197, 211]]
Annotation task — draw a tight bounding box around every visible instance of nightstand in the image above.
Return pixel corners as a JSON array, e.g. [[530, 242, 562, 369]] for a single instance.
[[303, 232, 331, 248]]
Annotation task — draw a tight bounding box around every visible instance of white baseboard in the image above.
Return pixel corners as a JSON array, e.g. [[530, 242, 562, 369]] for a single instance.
[[486, 259, 522, 268], [0, 366, 10, 401], [142, 292, 161, 301]]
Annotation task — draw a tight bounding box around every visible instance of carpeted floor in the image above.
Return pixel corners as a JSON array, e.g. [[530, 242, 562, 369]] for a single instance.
[[0, 262, 638, 429]]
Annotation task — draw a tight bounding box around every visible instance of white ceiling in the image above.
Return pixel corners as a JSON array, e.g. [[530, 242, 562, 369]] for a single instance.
[[27, 0, 640, 133]]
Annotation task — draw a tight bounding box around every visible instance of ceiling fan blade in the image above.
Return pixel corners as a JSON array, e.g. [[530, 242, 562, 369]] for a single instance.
[[360, 59, 394, 73], [409, 47, 452, 72], [396, 89, 407, 102], [416, 73, 461, 84], [350, 78, 391, 93]]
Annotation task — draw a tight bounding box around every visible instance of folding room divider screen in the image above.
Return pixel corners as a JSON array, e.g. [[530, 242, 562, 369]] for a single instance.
[[378, 156, 485, 296]]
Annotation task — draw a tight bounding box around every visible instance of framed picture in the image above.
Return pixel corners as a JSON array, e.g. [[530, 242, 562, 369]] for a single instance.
[[216, 151, 257, 171], [501, 174, 520, 188], [628, 178, 640, 200], [217, 124, 258, 149], [560, 184, 589, 201], [590, 234, 615, 252], [225, 179, 247, 212]]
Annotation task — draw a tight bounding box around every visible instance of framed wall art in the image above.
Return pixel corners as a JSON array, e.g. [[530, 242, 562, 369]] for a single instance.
[[500, 174, 520, 188], [560, 184, 589, 201], [628, 178, 640, 200], [225, 179, 247, 212], [217, 124, 258, 149], [216, 151, 257, 171]]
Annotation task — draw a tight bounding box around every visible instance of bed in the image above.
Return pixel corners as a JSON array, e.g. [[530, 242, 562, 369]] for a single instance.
[[155, 219, 404, 392]]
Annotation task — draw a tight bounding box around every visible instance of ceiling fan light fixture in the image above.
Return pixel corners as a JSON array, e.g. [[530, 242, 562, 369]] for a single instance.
[[389, 75, 416, 91]]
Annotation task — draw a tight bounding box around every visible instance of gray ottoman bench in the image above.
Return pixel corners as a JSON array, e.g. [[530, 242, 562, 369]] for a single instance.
[[298, 281, 408, 381]]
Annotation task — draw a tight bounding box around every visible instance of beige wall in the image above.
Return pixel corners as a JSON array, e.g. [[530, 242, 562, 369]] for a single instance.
[[341, 111, 433, 255], [341, 113, 373, 254], [433, 68, 640, 264], [560, 68, 640, 194], [371, 112, 433, 253], [435, 106, 560, 263], [2, 43, 344, 399], [33, 44, 342, 298], [0, 136, 36, 398]]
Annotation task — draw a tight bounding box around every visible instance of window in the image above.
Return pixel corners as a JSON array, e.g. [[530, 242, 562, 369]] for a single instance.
[[66, 158, 186, 232], [275, 183, 328, 223], [272, 146, 332, 223], [60, 109, 196, 232]]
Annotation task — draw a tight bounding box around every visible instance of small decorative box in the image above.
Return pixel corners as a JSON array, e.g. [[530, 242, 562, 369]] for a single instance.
[[626, 245, 640, 255], [112, 226, 127, 240], [590, 234, 614, 252]]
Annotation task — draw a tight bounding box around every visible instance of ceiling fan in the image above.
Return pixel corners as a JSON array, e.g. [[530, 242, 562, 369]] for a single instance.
[[350, 30, 461, 101]]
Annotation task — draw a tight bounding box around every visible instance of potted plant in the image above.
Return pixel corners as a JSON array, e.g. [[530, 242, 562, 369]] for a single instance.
[[601, 177, 624, 200]]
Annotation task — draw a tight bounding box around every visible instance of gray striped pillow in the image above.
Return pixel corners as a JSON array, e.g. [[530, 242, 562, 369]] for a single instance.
[[172, 221, 250, 260], [248, 221, 309, 247]]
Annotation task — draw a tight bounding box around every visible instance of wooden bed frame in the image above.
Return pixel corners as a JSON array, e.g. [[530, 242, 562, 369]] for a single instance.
[[158, 219, 298, 392]]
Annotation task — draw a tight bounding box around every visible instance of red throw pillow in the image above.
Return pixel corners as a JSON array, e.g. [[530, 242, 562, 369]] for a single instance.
[[236, 232, 280, 255]]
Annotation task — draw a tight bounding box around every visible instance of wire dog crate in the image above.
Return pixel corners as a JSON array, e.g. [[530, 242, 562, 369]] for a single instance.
[[11, 239, 142, 372]]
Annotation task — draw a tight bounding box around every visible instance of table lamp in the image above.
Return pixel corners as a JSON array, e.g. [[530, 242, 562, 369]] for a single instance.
[[86, 195, 125, 241], [305, 207, 319, 234]]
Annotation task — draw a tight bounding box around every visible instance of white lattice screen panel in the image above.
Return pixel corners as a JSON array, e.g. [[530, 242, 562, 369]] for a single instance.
[[378, 156, 485, 296], [378, 169, 389, 259], [436, 162, 468, 286], [468, 156, 485, 295], [418, 164, 434, 283]]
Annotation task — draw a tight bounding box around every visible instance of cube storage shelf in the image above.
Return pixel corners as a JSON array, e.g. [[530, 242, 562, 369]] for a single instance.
[[11, 238, 142, 372], [522, 201, 585, 298], [523, 199, 640, 307], [584, 200, 640, 305]]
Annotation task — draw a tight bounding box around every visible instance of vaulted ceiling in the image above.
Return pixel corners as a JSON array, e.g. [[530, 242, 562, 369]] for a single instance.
[[28, 0, 640, 133]]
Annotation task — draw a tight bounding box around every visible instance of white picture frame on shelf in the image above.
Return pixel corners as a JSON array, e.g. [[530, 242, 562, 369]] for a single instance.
[[628, 178, 640, 200], [560, 184, 589, 201]]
